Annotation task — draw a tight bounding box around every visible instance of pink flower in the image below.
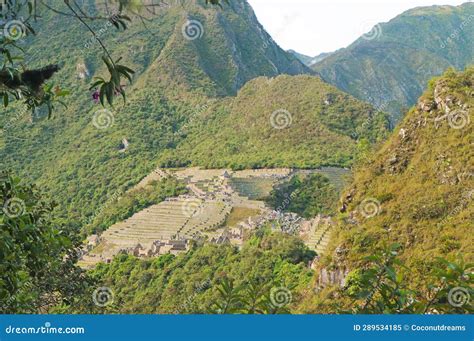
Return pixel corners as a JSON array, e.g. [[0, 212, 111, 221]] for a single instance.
[[92, 89, 100, 103]]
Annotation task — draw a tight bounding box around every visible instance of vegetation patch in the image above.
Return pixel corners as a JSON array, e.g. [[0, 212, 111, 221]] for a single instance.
[[266, 173, 338, 218]]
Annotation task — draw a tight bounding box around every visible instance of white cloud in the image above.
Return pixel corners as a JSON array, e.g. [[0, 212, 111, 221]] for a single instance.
[[248, 0, 470, 56]]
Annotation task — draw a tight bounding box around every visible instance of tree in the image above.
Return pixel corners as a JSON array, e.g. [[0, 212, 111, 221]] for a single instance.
[[0, 171, 93, 313], [343, 244, 473, 314]]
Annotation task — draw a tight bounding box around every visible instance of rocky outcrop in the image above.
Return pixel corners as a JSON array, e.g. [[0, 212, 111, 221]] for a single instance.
[[317, 267, 350, 288], [312, 67, 473, 307]]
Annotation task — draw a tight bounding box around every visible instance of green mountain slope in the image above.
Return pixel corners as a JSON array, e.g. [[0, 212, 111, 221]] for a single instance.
[[304, 67, 473, 312], [22, 0, 311, 97], [313, 2, 474, 121], [160, 74, 390, 169], [1, 0, 387, 227], [0, 0, 306, 223]]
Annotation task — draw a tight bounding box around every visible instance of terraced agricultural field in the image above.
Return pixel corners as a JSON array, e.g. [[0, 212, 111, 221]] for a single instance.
[[100, 197, 231, 248], [195, 178, 223, 194], [81, 167, 346, 267], [132, 168, 170, 191], [229, 177, 276, 200], [224, 207, 262, 228], [173, 168, 230, 182], [232, 168, 292, 178]]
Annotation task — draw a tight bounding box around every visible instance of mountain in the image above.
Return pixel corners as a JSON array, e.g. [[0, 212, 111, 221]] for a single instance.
[[303, 67, 473, 312], [159, 74, 390, 169], [313, 2, 474, 121], [3, 0, 472, 316], [288, 50, 333, 67], [23, 0, 311, 97], [0, 0, 386, 226]]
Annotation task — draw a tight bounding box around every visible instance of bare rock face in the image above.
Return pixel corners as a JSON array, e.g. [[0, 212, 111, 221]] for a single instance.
[[339, 188, 356, 213], [432, 80, 466, 117], [318, 267, 350, 288], [335, 245, 349, 262], [434, 82, 451, 112], [76, 63, 90, 80], [312, 243, 350, 289], [418, 100, 435, 112]]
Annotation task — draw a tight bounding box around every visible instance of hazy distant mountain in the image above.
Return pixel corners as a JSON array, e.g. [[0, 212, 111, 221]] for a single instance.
[[313, 2, 474, 121], [288, 50, 333, 67]]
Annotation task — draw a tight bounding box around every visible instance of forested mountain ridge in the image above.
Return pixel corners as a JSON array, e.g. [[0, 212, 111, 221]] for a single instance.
[[159, 74, 390, 170], [299, 67, 473, 313], [313, 2, 474, 121], [21, 0, 310, 96]]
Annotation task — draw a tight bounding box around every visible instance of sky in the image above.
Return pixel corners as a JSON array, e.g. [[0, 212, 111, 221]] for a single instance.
[[247, 0, 470, 56]]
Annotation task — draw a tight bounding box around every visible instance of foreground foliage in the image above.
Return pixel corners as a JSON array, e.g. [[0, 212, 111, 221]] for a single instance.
[[343, 244, 473, 314], [301, 67, 474, 314], [0, 171, 91, 313], [60, 229, 315, 314]]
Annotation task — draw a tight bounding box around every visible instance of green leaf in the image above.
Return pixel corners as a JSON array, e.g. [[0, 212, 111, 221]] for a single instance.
[[106, 83, 114, 106]]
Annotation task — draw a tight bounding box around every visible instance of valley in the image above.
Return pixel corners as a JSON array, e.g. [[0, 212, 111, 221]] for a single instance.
[[1, 0, 472, 315]]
